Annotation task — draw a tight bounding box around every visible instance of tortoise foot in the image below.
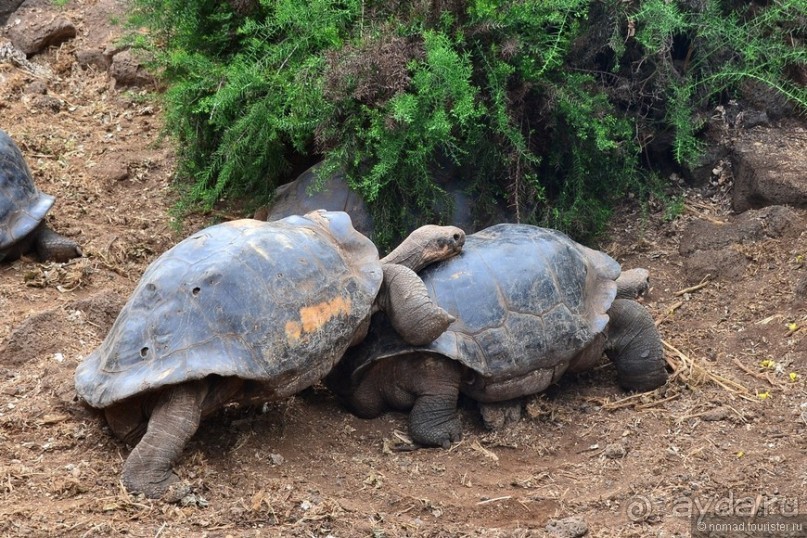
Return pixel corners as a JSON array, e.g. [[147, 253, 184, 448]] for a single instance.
[[35, 224, 82, 262], [479, 399, 523, 430]]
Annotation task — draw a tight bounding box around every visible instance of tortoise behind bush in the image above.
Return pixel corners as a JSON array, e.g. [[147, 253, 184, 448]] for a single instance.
[[261, 161, 498, 240]]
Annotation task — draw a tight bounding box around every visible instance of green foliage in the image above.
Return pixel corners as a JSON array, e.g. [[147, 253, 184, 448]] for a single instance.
[[126, 0, 807, 246], [663, 193, 686, 222], [613, 0, 807, 167]]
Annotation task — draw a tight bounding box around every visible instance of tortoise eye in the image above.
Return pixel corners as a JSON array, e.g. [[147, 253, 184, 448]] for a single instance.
[[192, 287, 201, 296], [140, 347, 149, 358]]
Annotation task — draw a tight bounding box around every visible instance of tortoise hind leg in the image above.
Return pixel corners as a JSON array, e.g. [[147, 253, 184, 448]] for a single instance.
[[119, 380, 209, 500], [478, 399, 522, 430], [34, 223, 82, 262], [605, 299, 668, 392]]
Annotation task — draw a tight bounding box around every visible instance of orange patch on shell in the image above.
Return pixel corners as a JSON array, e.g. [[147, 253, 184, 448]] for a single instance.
[[284, 296, 352, 342]]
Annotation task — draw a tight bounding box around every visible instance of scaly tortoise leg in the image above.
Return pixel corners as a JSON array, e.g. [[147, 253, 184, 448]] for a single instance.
[[111, 379, 209, 500], [605, 299, 668, 392], [34, 223, 82, 262]]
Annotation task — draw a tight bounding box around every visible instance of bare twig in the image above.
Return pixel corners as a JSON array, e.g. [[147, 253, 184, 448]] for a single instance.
[[674, 275, 711, 296], [663, 340, 755, 400], [477, 496, 512, 505], [656, 300, 684, 326], [732, 358, 786, 388]]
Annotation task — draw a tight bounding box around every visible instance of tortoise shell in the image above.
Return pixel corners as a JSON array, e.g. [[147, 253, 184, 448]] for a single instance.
[[264, 162, 485, 241], [340, 224, 620, 391], [265, 163, 374, 237], [0, 129, 54, 257], [75, 211, 382, 408]]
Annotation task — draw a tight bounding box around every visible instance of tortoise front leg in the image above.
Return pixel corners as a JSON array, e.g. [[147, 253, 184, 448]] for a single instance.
[[347, 354, 463, 448], [34, 223, 82, 262], [378, 263, 455, 345], [119, 379, 209, 500], [605, 299, 668, 392]]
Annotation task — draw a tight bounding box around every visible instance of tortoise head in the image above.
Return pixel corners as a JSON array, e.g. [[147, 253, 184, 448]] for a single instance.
[[381, 224, 465, 272]]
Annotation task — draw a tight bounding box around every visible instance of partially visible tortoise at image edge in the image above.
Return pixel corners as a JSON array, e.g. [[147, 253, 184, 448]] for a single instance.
[[74, 210, 464, 500], [0, 128, 82, 262], [327, 223, 668, 447]]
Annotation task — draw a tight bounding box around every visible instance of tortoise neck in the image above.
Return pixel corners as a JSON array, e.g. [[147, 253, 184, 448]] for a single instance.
[[381, 241, 429, 271]]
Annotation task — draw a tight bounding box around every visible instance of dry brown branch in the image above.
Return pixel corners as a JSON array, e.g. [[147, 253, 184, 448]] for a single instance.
[[589, 392, 645, 410], [636, 393, 681, 409], [674, 275, 711, 296], [656, 300, 684, 326], [477, 496, 512, 505], [663, 340, 755, 401], [470, 440, 499, 461], [731, 358, 781, 387]]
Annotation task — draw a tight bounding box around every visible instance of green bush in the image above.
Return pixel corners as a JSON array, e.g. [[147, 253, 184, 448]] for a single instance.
[[127, 0, 806, 245]]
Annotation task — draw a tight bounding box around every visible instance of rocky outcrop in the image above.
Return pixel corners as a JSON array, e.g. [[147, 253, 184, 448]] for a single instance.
[[731, 125, 807, 212], [2, 0, 153, 88], [678, 205, 805, 285], [6, 13, 75, 55]]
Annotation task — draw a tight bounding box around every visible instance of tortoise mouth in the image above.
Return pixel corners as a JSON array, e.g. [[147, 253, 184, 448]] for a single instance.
[[425, 227, 465, 263]]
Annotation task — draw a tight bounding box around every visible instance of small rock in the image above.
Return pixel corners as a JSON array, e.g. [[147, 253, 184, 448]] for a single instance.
[[24, 80, 47, 94], [545, 515, 588, 538], [109, 49, 155, 88], [75, 48, 111, 71], [93, 158, 129, 182], [794, 277, 807, 305], [268, 453, 285, 466], [603, 442, 627, 459], [30, 94, 61, 112], [740, 109, 770, 129], [7, 15, 76, 56], [701, 406, 730, 422], [179, 492, 209, 508]]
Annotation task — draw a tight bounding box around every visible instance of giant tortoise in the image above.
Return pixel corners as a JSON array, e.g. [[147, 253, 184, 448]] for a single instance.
[[0, 128, 81, 262], [74, 210, 464, 499], [260, 161, 494, 240], [261, 163, 375, 236], [327, 223, 668, 447]]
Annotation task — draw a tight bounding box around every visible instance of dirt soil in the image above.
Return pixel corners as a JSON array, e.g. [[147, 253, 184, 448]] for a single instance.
[[1, 1, 805, 537]]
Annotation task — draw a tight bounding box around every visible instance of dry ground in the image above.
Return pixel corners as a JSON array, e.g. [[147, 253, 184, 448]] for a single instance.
[[1, 1, 805, 536]]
